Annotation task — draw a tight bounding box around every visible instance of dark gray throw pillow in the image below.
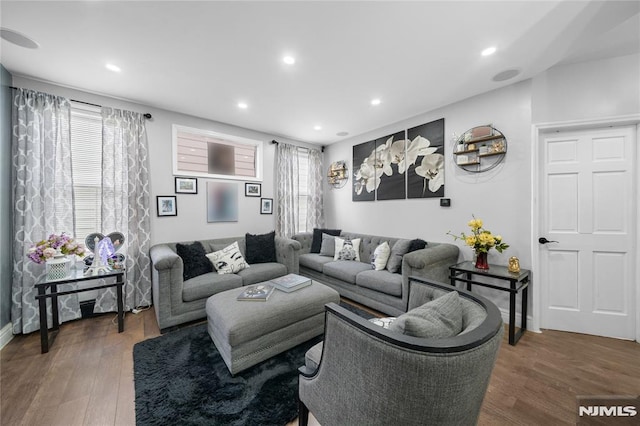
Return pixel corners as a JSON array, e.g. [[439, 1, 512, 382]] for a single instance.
[[408, 238, 428, 252], [311, 228, 341, 253], [176, 241, 213, 281], [389, 291, 463, 338], [245, 231, 277, 264], [386, 239, 412, 273]]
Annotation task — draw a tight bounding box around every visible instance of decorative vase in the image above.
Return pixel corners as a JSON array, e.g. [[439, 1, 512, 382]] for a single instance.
[[46, 252, 71, 280], [475, 251, 489, 270]]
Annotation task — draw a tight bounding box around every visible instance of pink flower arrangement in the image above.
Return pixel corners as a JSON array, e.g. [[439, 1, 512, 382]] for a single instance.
[[27, 233, 86, 264]]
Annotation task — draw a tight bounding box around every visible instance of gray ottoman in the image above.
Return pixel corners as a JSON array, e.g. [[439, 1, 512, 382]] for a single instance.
[[206, 281, 340, 375]]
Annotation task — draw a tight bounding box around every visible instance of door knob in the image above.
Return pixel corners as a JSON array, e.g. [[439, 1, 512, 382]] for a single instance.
[[538, 237, 559, 244]]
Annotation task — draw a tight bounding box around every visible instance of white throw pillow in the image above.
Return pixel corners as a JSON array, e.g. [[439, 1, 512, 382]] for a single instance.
[[371, 241, 391, 271], [206, 241, 249, 274], [334, 237, 361, 261]]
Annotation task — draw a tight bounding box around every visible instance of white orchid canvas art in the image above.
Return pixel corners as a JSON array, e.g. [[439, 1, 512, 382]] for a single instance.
[[407, 119, 445, 199], [374, 130, 406, 200], [352, 118, 445, 201], [352, 140, 376, 201]]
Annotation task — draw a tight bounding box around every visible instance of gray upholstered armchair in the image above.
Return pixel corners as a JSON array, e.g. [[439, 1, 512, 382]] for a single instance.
[[298, 277, 504, 426]]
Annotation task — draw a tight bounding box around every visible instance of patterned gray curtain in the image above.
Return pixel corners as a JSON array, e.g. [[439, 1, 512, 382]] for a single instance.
[[276, 143, 299, 237], [93, 107, 152, 313], [276, 143, 324, 237], [11, 89, 81, 334], [306, 148, 324, 231]]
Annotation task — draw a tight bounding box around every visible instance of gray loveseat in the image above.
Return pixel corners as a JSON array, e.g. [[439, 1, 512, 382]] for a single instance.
[[150, 236, 301, 331], [291, 231, 459, 316]]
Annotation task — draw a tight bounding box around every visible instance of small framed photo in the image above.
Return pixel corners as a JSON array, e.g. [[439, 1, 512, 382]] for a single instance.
[[157, 196, 177, 217], [175, 177, 198, 194], [245, 182, 261, 197], [260, 198, 273, 215]]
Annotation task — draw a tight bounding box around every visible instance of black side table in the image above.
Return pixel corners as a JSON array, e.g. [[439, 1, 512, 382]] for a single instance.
[[35, 268, 125, 354], [449, 261, 529, 345]]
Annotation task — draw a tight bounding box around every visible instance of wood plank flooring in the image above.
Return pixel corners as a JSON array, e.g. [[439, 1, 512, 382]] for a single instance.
[[1, 306, 638, 425]]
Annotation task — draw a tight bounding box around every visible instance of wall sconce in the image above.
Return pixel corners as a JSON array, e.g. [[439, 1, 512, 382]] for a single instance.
[[327, 161, 348, 189]]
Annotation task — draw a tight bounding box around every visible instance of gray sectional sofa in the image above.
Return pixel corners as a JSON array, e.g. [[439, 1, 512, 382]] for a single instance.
[[291, 231, 459, 316], [150, 235, 301, 331]]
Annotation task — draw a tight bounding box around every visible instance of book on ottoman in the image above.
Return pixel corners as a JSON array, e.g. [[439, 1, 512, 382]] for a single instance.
[[237, 284, 275, 301], [270, 274, 312, 293]]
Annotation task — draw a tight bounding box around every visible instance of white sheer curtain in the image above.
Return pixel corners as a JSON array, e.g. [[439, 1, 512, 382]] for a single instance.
[[276, 143, 324, 237], [306, 148, 324, 232], [276, 143, 299, 237], [93, 107, 152, 313], [11, 89, 81, 334]]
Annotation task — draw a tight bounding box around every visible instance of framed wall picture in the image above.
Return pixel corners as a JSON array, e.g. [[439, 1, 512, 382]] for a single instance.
[[157, 196, 177, 217], [245, 182, 261, 197], [175, 177, 198, 194], [260, 198, 273, 215], [207, 182, 238, 222]]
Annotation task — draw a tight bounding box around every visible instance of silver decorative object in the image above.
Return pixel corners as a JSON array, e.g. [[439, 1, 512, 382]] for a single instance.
[[84, 236, 113, 276]]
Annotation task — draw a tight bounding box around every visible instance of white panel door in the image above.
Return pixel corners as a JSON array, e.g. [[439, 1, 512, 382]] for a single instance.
[[540, 126, 636, 339]]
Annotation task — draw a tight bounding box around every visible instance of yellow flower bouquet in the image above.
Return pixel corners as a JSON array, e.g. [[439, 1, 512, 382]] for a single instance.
[[448, 216, 509, 269]]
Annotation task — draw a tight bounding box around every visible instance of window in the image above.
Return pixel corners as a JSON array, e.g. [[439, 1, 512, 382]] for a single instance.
[[172, 124, 263, 181], [69, 102, 102, 244]]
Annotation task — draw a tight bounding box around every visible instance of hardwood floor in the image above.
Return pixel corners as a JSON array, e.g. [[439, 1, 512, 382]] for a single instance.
[[1, 307, 638, 425]]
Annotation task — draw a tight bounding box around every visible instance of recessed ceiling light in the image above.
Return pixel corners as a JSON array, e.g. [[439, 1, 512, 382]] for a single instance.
[[237, 102, 248, 109], [371, 98, 381, 106], [283, 56, 295, 65], [0, 28, 39, 49], [313, 125, 322, 131], [481, 46, 497, 56], [105, 63, 121, 73], [336, 131, 349, 137]]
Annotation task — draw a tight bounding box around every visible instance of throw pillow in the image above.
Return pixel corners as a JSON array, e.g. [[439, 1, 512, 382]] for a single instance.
[[319, 233, 337, 257], [334, 237, 361, 261], [389, 291, 463, 338], [311, 228, 341, 253], [386, 239, 412, 273], [371, 241, 391, 271], [397, 238, 429, 274], [206, 241, 250, 275], [245, 231, 276, 264], [176, 241, 213, 281], [408, 238, 428, 253]]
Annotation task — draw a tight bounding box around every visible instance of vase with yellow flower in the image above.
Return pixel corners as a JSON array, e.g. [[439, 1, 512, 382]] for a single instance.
[[448, 216, 509, 270]]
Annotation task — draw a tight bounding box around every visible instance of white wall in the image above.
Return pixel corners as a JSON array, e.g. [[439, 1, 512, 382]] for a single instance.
[[325, 80, 533, 270], [532, 53, 640, 124], [12, 76, 312, 245]]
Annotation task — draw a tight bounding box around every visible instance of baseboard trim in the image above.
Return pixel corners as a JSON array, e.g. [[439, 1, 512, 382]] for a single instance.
[[0, 323, 14, 350], [499, 308, 540, 333]]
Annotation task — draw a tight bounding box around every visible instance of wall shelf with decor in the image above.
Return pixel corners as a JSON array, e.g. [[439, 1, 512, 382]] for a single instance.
[[453, 125, 507, 173], [327, 161, 348, 189]]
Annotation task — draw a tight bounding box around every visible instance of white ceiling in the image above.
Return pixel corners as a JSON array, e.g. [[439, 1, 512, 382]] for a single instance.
[[1, 1, 639, 145]]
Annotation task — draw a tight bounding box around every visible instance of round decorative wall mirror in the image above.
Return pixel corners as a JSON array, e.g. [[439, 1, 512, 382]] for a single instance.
[[452, 125, 507, 173], [327, 161, 348, 188]]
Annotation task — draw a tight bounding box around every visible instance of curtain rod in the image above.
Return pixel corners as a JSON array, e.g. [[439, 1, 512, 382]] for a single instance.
[[9, 86, 152, 119], [271, 139, 325, 153]]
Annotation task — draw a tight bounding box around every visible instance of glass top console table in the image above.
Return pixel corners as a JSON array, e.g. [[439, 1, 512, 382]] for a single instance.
[[35, 268, 125, 354], [449, 261, 529, 345]]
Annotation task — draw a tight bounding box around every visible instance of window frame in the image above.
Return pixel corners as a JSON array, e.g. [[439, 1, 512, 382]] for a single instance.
[[172, 124, 264, 182]]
